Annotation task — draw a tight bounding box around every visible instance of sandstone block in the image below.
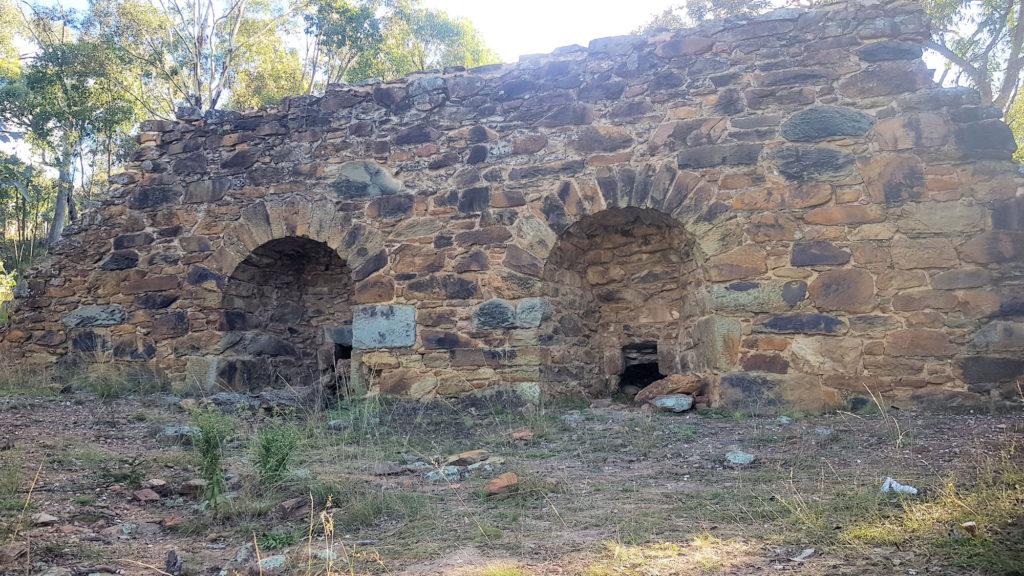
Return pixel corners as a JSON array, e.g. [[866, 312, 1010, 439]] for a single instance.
[[884, 329, 957, 357], [790, 336, 862, 375], [804, 205, 885, 225], [748, 213, 798, 241], [634, 374, 704, 404], [930, 268, 990, 290], [808, 269, 875, 313], [791, 241, 851, 266], [892, 289, 959, 311], [891, 237, 958, 269], [859, 154, 926, 204], [706, 245, 767, 282], [899, 202, 987, 234]]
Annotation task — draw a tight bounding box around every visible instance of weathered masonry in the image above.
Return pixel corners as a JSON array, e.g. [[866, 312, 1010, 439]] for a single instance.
[[3, 0, 1023, 411]]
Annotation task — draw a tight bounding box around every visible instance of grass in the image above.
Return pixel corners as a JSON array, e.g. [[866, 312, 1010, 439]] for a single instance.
[[0, 381, 1020, 576]]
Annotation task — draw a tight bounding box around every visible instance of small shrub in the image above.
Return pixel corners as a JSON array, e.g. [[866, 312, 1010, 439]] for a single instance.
[[192, 407, 237, 513], [0, 447, 20, 498], [253, 421, 300, 484]]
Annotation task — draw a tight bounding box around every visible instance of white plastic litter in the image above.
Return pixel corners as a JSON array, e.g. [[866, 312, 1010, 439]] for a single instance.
[[880, 477, 918, 495], [790, 548, 816, 562]]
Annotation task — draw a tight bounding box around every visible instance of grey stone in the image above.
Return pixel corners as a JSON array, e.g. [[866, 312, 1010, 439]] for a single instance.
[[62, 305, 127, 328], [781, 107, 875, 142], [725, 450, 755, 466], [855, 41, 923, 62], [325, 326, 353, 346], [791, 241, 851, 266], [425, 466, 466, 482], [209, 392, 260, 412], [475, 299, 516, 329], [332, 160, 404, 199], [515, 298, 552, 328], [352, 305, 416, 349], [756, 314, 847, 335], [959, 356, 1024, 384], [768, 146, 856, 181], [710, 281, 806, 313], [100, 250, 139, 270], [157, 425, 198, 447], [256, 555, 287, 570], [650, 394, 694, 412]]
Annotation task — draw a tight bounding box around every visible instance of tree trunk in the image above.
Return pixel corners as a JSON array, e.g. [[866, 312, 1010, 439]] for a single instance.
[[46, 164, 73, 245]]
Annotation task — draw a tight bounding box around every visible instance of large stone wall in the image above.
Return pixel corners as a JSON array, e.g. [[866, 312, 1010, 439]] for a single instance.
[[3, 0, 1023, 411]]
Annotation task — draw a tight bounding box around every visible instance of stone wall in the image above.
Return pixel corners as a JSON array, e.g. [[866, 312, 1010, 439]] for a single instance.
[[3, 0, 1023, 411]]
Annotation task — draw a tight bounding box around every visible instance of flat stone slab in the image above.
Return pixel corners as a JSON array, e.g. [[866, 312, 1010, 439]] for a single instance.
[[353, 305, 416, 349], [61, 305, 127, 327]]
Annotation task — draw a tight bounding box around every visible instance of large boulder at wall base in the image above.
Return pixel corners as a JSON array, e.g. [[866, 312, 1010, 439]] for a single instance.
[[634, 374, 704, 405]]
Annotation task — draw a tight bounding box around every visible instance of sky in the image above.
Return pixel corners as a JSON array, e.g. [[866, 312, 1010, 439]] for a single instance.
[[420, 0, 683, 63]]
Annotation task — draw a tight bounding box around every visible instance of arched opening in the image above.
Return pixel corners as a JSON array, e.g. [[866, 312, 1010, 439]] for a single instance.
[[218, 237, 353, 390], [541, 207, 701, 396]]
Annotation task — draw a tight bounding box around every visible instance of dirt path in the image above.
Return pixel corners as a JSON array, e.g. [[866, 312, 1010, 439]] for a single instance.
[[1, 393, 1021, 576]]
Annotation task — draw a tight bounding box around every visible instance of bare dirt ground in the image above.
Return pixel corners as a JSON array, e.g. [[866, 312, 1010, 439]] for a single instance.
[[0, 390, 1022, 576]]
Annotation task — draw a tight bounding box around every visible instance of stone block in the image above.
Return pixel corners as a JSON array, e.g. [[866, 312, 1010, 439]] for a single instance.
[[884, 329, 957, 357], [329, 160, 403, 198], [748, 213, 798, 241], [958, 231, 1024, 264], [781, 107, 875, 142], [710, 280, 806, 313], [352, 305, 416, 349], [790, 336, 862, 375], [62, 305, 127, 328], [693, 315, 741, 371], [808, 269, 875, 313], [791, 241, 851, 266], [859, 154, 926, 204], [804, 205, 885, 225], [184, 356, 218, 393], [515, 298, 552, 328], [899, 202, 987, 234], [891, 238, 958, 269], [733, 183, 832, 210], [892, 289, 959, 311], [755, 314, 847, 335], [930, 268, 990, 290], [958, 356, 1024, 384], [767, 146, 857, 182], [971, 321, 1024, 352], [719, 372, 839, 415], [706, 245, 767, 282], [475, 300, 516, 329]]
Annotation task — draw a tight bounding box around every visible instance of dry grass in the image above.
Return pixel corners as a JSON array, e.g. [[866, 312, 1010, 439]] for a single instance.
[[0, 387, 1021, 576]]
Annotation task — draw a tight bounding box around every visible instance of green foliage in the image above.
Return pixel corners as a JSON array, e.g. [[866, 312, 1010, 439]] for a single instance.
[[634, 0, 772, 32], [925, 0, 1024, 113], [253, 420, 300, 484], [192, 407, 237, 513], [306, 0, 499, 86]]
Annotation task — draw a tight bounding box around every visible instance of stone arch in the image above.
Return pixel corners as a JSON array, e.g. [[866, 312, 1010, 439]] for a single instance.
[[183, 199, 390, 392], [538, 206, 710, 396]]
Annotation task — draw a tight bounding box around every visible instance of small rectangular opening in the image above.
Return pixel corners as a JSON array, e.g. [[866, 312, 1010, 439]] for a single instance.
[[619, 341, 664, 394]]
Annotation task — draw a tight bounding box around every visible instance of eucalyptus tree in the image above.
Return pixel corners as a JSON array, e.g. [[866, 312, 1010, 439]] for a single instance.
[[0, 6, 137, 244]]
